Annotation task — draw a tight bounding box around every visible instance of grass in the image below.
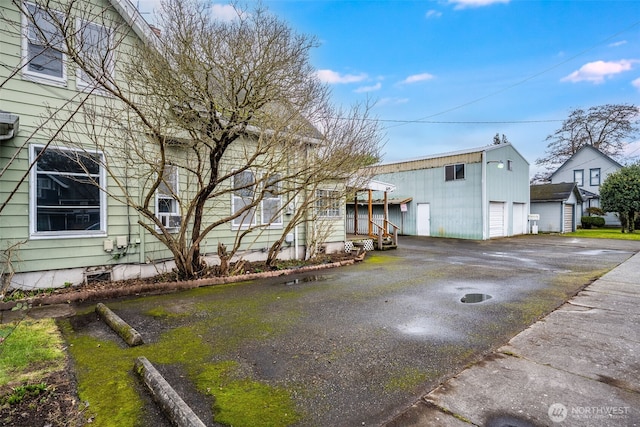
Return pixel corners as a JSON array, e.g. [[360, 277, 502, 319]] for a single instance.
[[563, 227, 640, 241], [0, 318, 65, 386]]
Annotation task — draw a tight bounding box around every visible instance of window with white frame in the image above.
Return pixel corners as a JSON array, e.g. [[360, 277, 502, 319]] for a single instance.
[[31, 145, 105, 236], [261, 174, 282, 227], [574, 169, 584, 186], [23, 2, 66, 84], [507, 159, 513, 171], [232, 170, 256, 228], [445, 163, 465, 181], [316, 189, 341, 218], [156, 165, 181, 229], [590, 168, 601, 186], [76, 19, 113, 91]]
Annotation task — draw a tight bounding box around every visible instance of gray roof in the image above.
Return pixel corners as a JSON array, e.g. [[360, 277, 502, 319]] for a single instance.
[[530, 182, 583, 202]]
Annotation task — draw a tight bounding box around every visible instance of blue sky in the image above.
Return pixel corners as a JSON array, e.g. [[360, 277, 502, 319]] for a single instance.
[[136, 0, 640, 176]]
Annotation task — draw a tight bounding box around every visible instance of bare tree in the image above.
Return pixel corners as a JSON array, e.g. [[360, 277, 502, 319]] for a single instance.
[[536, 104, 639, 170], [8, 0, 382, 279]]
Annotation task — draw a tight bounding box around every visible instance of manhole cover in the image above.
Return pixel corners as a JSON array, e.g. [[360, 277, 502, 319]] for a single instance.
[[461, 293, 492, 303]]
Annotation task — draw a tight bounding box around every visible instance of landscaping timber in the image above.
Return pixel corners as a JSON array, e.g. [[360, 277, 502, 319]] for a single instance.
[[95, 303, 144, 347]]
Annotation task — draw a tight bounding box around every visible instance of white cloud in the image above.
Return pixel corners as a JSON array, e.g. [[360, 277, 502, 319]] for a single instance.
[[448, 0, 509, 9], [316, 69, 368, 84], [401, 73, 435, 84], [377, 97, 409, 107], [354, 82, 382, 93], [426, 10, 442, 18], [210, 3, 239, 21], [633, 77, 640, 91], [561, 59, 636, 84], [608, 40, 627, 48]]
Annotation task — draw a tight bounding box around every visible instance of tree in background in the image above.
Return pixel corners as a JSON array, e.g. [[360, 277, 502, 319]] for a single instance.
[[492, 133, 509, 145], [600, 164, 640, 233], [536, 104, 639, 170], [5, 0, 383, 279]]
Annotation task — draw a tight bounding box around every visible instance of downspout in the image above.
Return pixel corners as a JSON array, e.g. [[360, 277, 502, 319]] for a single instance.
[[481, 151, 488, 240], [294, 196, 299, 260]]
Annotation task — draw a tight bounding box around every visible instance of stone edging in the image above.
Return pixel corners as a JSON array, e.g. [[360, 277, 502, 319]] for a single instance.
[[0, 259, 356, 312]]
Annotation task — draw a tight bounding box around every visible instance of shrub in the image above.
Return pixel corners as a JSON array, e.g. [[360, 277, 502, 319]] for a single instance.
[[581, 216, 605, 229]]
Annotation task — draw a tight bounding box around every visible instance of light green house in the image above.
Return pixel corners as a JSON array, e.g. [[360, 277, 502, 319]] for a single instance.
[[359, 143, 530, 239], [0, 0, 346, 290]]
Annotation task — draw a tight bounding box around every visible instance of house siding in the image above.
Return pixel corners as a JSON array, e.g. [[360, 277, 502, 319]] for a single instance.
[[1, 0, 336, 290], [371, 144, 529, 240], [550, 145, 621, 225]]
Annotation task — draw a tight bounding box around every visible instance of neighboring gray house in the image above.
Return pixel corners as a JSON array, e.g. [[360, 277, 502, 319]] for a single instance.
[[530, 183, 583, 233], [353, 143, 530, 240], [549, 145, 622, 225]]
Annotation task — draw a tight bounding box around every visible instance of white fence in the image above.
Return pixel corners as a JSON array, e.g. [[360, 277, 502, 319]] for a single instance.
[[346, 213, 386, 235]]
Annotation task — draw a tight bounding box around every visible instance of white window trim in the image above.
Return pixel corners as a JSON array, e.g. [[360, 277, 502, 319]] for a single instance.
[[261, 174, 283, 228], [155, 165, 181, 231], [29, 144, 107, 239], [21, 2, 68, 87], [590, 168, 601, 186], [231, 170, 257, 229], [316, 189, 341, 218], [445, 163, 465, 181], [75, 18, 115, 94]]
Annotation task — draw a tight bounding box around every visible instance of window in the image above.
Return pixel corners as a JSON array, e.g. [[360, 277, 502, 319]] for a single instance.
[[261, 174, 282, 227], [232, 170, 256, 228], [76, 20, 113, 91], [507, 160, 513, 171], [31, 145, 105, 236], [23, 3, 66, 84], [156, 165, 181, 229], [574, 169, 584, 186], [590, 168, 601, 186], [316, 189, 340, 218], [445, 163, 465, 181]]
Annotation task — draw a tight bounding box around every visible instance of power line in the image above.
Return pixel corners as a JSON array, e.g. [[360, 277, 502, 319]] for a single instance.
[[384, 19, 640, 130]]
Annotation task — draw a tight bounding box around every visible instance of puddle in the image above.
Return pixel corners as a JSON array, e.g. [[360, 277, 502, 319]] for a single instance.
[[460, 293, 492, 303], [282, 275, 327, 286]]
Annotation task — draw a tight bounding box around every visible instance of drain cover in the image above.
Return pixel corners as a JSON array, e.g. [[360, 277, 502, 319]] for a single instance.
[[461, 293, 492, 303]]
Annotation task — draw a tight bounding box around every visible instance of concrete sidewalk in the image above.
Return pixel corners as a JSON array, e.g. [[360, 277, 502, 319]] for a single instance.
[[386, 252, 640, 427]]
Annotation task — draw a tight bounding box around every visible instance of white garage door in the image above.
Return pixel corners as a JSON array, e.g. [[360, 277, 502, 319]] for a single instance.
[[513, 203, 526, 235], [564, 204, 574, 233], [489, 202, 505, 238]]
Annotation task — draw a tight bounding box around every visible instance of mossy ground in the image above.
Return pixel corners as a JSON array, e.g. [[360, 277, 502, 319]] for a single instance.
[[59, 281, 304, 427]]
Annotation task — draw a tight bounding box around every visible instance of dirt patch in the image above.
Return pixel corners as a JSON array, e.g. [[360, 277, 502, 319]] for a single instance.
[[0, 368, 86, 427]]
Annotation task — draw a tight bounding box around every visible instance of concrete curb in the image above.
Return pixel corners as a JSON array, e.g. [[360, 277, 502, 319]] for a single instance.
[[95, 303, 144, 346], [134, 356, 207, 427], [0, 259, 356, 311]]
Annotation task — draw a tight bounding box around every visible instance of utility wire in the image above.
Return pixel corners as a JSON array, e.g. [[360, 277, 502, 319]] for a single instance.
[[383, 19, 640, 130]]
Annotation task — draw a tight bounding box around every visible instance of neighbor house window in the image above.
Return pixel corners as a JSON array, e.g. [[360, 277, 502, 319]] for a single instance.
[[445, 163, 465, 181], [261, 174, 282, 227], [76, 19, 113, 91], [316, 189, 340, 218], [590, 168, 601, 186], [232, 170, 256, 228], [507, 160, 513, 171], [156, 165, 181, 229], [23, 2, 66, 84], [574, 169, 584, 186], [31, 145, 105, 236]]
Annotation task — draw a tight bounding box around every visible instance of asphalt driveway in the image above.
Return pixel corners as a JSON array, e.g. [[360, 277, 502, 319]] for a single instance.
[[64, 235, 638, 426]]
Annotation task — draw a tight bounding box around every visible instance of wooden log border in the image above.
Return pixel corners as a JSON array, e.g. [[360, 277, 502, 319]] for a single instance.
[[134, 356, 207, 427], [95, 302, 144, 346]]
